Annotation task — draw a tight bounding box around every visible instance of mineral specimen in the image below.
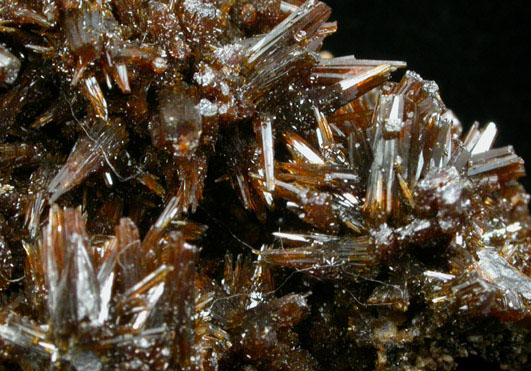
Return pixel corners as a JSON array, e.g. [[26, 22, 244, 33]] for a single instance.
[[0, 0, 529, 370]]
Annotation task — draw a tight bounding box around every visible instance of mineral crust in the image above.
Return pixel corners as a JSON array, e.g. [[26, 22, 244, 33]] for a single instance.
[[0, 0, 529, 370]]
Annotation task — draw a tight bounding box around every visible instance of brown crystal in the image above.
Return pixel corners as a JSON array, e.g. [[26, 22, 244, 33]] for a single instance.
[[0, 1, 530, 370]]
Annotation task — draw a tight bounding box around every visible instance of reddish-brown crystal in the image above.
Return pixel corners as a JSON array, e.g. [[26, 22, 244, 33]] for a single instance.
[[0, 1, 530, 370]]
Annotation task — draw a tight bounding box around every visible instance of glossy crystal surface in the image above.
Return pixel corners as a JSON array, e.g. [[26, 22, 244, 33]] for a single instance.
[[0, 1, 530, 369]]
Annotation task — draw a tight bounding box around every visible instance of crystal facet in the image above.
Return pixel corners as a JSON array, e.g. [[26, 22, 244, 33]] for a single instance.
[[0, 1, 529, 369]]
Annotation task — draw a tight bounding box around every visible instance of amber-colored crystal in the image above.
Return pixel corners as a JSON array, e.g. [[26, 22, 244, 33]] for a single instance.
[[0, 1, 530, 369]]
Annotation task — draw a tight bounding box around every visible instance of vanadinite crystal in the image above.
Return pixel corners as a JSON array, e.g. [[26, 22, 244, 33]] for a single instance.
[[0, 0, 529, 370]]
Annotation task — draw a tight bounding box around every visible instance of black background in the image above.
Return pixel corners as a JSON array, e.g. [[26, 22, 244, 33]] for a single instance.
[[323, 0, 531, 191], [322, 2, 530, 369]]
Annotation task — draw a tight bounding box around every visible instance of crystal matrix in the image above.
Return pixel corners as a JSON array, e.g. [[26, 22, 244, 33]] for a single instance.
[[0, 1, 530, 370]]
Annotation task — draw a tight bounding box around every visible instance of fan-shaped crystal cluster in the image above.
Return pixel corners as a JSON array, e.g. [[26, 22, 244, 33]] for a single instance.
[[0, 0, 530, 369]]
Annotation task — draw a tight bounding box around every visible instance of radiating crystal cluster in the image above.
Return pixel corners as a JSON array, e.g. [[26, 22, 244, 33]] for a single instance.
[[0, 0, 530, 369]]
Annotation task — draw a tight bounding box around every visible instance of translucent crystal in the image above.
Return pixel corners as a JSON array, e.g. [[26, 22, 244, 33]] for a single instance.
[[151, 86, 202, 157], [48, 120, 128, 203], [0, 45, 21, 84], [0, 0, 530, 369]]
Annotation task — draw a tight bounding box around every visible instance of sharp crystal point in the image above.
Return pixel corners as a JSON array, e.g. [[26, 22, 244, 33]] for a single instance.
[[48, 120, 128, 203], [258, 114, 275, 192], [245, 0, 331, 68], [81, 76, 108, 121], [0, 1, 529, 369]]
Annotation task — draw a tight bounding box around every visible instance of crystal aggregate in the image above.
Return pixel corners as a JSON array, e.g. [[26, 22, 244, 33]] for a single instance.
[[0, 0, 530, 369]]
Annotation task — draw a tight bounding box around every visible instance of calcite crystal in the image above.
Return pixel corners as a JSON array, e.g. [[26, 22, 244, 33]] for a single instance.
[[0, 0, 529, 369]]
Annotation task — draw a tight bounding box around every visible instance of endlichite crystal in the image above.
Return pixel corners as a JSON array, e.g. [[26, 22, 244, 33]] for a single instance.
[[0, 1, 529, 370], [0, 45, 21, 85]]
